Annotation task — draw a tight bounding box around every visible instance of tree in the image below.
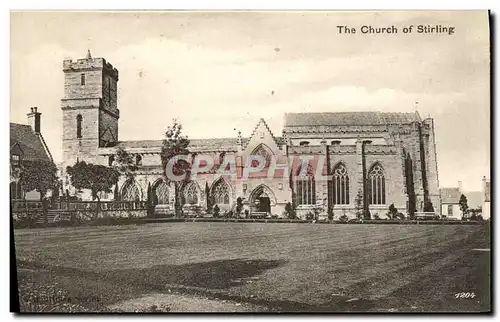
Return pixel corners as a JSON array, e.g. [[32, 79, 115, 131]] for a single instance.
[[459, 194, 469, 220], [113, 183, 119, 201], [213, 204, 220, 218], [114, 147, 138, 180], [160, 119, 191, 217], [354, 188, 364, 219], [205, 181, 212, 213], [146, 182, 154, 217], [327, 204, 334, 222], [66, 161, 120, 219], [18, 159, 58, 201]]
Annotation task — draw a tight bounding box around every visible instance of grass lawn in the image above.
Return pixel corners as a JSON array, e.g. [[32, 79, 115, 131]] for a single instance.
[[14, 223, 491, 312]]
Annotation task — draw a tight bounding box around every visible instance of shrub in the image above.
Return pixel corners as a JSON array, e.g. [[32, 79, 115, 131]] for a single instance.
[[327, 206, 334, 221], [339, 214, 348, 222], [285, 202, 296, 219], [235, 197, 243, 216], [213, 204, 220, 217], [306, 212, 314, 221]]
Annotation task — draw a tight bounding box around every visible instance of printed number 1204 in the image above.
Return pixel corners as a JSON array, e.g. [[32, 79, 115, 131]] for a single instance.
[[455, 292, 476, 299]]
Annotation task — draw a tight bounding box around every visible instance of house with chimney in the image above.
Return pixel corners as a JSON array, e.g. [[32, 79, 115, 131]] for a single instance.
[[10, 107, 53, 200], [440, 181, 463, 220]]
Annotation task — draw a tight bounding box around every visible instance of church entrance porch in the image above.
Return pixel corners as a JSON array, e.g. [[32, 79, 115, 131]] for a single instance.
[[248, 184, 276, 218], [257, 197, 271, 213]]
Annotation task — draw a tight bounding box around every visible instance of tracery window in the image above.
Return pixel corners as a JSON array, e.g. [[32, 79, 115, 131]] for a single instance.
[[295, 164, 315, 205], [154, 180, 169, 205], [329, 163, 350, 205], [212, 179, 230, 204], [368, 164, 386, 205], [121, 180, 140, 201], [185, 182, 199, 205], [251, 144, 272, 168]]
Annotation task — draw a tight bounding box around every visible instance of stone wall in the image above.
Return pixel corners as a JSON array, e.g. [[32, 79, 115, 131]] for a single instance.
[[62, 107, 100, 168], [99, 109, 119, 146], [63, 69, 103, 99]]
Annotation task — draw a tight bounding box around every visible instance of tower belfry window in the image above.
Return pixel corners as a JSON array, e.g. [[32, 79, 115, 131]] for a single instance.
[[80, 73, 86, 85], [76, 114, 83, 138]]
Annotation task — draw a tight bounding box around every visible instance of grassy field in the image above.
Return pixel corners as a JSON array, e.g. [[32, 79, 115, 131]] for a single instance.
[[14, 223, 491, 312]]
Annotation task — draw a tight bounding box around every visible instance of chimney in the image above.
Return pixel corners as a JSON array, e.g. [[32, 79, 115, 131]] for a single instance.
[[27, 107, 41, 134], [458, 181, 463, 193]]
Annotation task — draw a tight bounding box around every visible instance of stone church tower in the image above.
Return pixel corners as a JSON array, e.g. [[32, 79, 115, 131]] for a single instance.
[[60, 50, 120, 170]]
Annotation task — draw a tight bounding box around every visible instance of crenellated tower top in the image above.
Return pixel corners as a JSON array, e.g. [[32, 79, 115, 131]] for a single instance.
[[63, 50, 119, 81]]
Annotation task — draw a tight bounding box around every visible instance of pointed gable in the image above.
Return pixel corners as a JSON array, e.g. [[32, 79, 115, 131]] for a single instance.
[[10, 123, 51, 162], [243, 118, 281, 154]]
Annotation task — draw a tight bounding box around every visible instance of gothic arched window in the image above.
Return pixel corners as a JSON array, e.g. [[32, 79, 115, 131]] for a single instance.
[[121, 180, 140, 201], [368, 164, 386, 205], [212, 179, 230, 205], [153, 180, 169, 205], [295, 164, 315, 205], [251, 144, 273, 168], [329, 163, 350, 205], [76, 114, 83, 139], [185, 182, 199, 205]]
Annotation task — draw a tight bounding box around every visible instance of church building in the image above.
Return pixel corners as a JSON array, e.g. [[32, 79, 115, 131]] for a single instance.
[[60, 52, 441, 219]]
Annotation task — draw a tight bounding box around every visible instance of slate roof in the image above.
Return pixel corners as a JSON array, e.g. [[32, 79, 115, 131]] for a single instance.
[[115, 140, 162, 149], [284, 112, 421, 127], [10, 123, 51, 162], [440, 188, 461, 204], [116, 137, 252, 151]]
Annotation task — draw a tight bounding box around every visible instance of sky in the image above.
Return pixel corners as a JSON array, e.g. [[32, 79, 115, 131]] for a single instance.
[[10, 11, 490, 191]]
